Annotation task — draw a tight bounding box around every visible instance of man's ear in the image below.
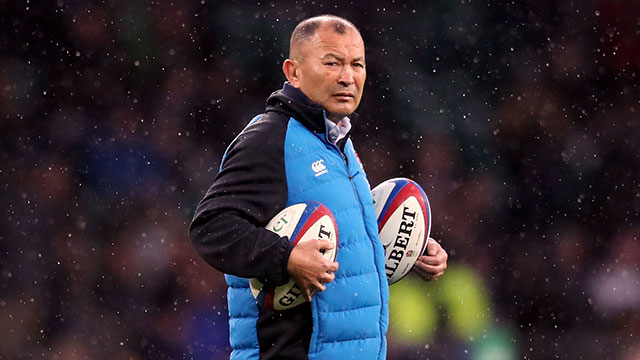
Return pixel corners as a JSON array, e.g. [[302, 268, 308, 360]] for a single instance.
[[282, 59, 301, 87]]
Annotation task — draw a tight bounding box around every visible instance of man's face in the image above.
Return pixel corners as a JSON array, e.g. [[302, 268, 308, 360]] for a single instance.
[[289, 26, 366, 121]]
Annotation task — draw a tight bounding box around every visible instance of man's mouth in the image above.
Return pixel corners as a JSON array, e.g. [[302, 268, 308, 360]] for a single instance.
[[333, 92, 354, 100]]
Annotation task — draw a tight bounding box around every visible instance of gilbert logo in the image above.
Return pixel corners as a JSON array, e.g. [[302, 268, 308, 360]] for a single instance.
[[384, 206, 417, 279], [311, 159, 328, 177]]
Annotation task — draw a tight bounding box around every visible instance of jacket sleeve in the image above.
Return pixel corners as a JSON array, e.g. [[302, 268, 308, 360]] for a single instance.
[[189, 115, 292, 286]]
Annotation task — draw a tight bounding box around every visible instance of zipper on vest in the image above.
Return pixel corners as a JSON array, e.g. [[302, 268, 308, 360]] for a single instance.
[[348, 174, 365, 216], [331, 142, 366, 217]]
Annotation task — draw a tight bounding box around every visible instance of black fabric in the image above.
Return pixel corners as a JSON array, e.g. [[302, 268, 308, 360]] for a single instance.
[[189, 112, 293, 285], [258, 303, 313, 360]]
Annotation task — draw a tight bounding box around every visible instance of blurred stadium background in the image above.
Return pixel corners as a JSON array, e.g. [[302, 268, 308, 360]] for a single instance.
[[1, 1, 638, 359]]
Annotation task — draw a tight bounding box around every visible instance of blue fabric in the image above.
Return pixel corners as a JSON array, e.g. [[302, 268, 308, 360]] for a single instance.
[[284, 118, 388, 359], [224, 115, 388, 359], [226, 276, 259, 359]]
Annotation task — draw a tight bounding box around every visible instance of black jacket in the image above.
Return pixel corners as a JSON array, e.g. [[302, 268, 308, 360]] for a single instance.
[[190, 83, 350, 359]]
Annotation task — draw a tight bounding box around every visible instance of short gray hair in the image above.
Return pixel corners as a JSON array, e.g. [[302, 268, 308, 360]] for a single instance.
[[289, 15, 360, 59]]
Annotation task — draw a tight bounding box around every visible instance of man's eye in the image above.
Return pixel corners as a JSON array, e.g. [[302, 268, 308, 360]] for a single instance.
[[353, 63, 365, 68], [325, 62, 337, 66]]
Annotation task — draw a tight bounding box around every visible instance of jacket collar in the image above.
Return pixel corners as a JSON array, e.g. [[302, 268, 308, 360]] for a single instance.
[[265, 82, 359, 135]]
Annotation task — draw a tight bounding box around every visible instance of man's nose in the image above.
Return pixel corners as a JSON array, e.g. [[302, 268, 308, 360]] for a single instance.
[[337, 65, 355, 86]]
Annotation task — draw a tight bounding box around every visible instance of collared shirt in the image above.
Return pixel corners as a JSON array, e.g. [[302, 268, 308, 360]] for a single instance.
[[325, 116, 352, 144]]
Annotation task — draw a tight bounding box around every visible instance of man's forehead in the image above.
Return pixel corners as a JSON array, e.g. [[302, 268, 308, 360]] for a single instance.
[[305, 28, 364, 55]]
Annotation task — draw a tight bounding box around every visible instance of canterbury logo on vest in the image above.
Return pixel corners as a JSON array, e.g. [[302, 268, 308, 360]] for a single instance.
[[311, 159, 328, 177]]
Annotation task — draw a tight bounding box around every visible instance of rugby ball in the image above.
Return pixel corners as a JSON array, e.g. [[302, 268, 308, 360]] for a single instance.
[[250, 201, 338, 311], [371, 178, 431, 285]]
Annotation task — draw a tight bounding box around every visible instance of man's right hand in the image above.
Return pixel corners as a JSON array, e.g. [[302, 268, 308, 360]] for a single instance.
[[287, 239, 339, 302]]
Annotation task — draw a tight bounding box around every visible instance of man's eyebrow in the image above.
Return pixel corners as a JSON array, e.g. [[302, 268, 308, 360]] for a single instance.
[[321, 53, 345, 61], [321, 53, 365, 62]]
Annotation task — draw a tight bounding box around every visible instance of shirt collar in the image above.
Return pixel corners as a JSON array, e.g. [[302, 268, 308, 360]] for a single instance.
[[325, 115, 352, 144]]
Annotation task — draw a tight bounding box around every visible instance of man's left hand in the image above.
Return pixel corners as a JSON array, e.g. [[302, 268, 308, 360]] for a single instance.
[[412, 238, 448, 281]]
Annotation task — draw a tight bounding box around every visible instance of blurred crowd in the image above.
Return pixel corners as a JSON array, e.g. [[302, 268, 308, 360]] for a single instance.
[[1, 1, 638, 359]]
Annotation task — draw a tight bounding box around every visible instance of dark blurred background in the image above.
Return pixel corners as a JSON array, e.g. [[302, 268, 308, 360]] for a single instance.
[[1, 1, 638, 359]]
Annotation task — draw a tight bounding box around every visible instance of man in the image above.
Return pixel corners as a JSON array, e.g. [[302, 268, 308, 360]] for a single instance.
[[189, 15, 448, 359]]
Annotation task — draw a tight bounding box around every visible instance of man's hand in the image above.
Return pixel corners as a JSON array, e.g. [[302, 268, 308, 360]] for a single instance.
[[287, 239, 339, 302], [412, 238, 448, 281]]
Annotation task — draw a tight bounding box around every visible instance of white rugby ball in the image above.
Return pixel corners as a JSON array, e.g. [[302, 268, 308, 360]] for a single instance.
[[250, 201, 338, 311], [371, 178, 431, 285]]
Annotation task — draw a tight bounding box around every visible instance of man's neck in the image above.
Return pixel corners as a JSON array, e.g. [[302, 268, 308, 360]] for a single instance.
[[326, 112, 346, 123]]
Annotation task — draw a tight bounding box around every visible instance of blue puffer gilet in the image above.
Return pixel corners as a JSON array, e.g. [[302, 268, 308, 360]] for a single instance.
[[225, 116, 389, 359]]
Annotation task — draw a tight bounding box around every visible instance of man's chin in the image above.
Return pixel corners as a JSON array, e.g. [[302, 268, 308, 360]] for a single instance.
[[325, 105, 356, 120]]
